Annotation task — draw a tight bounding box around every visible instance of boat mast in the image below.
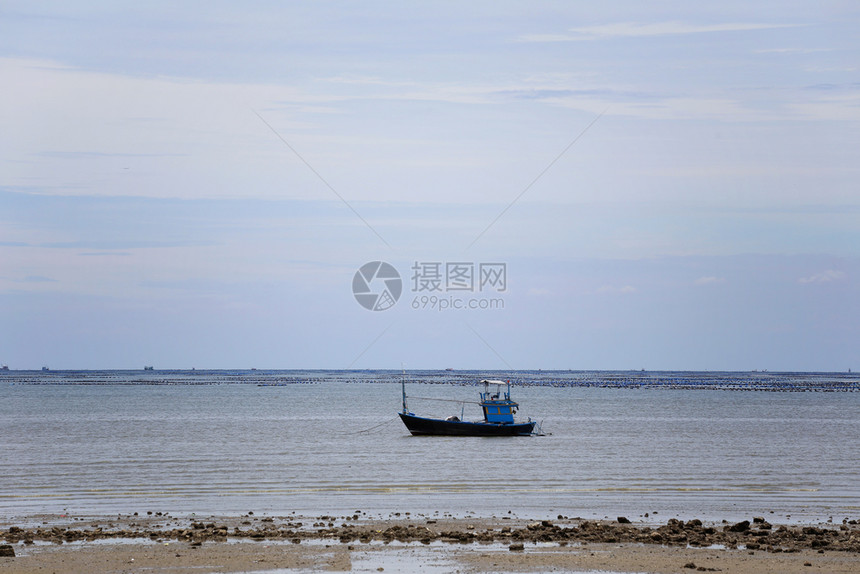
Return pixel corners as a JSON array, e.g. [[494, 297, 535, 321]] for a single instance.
[[401, 366, 408, 414]]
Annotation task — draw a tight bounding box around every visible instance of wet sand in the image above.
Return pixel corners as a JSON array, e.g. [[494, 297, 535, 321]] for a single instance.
[[2, 513, 860, 573]]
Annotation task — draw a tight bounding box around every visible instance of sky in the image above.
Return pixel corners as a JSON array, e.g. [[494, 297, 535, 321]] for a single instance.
[[1, 1, 859, 371]]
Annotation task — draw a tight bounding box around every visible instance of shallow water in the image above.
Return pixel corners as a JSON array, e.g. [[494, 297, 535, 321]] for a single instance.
[[2, 370, 859, 524]]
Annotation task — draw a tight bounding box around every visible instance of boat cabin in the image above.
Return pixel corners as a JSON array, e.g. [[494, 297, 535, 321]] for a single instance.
[[479, 379, 518, 424]]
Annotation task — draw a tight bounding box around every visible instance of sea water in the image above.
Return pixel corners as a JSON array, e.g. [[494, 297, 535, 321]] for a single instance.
[[1, 370, 858, 524]]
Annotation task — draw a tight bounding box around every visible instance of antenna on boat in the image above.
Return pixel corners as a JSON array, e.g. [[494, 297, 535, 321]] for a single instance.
[[401, 362, 408, 414]]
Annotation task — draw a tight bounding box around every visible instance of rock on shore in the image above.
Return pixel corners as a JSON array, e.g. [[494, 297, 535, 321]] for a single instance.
[[3, 514, 860, 554]]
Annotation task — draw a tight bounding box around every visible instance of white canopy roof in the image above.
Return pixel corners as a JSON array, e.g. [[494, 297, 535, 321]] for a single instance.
[[480, 379, 508, 385]]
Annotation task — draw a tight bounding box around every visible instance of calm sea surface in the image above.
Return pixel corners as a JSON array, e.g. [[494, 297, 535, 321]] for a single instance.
[[1, 370, 858, 524]]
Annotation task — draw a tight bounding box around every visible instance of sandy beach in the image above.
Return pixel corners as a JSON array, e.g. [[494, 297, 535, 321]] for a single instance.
[[3, 513, 860, 573]]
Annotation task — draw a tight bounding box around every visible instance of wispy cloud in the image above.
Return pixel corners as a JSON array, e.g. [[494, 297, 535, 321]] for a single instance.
[[596, 285, 636, 294], [520, 21, 801, 42], [798, 270, 846, 284], [755, 47, 831, 55], [787, 94, 860, 121], [36, 151, 189, 159], [40, 240, 215, 250], [694, 276, 726, 286]]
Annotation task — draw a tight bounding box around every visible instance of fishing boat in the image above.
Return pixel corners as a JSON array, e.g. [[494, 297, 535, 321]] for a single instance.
[[399, 379, 539, 436]]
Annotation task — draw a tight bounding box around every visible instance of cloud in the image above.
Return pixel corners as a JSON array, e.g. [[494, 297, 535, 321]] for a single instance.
[[787, 94, 860, 121], [520, 21, 801, 42], [755, 48, 832, 55], [39, 240, 215, 250], [694, 276, 726, 285], [36, 151, 189, 159], [798, 270, 846, 284], [596, 285, 636, 294], [0, 57, 339, 201]]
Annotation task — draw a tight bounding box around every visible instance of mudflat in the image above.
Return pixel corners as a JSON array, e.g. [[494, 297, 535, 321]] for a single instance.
[[2, 513, 859, 573]]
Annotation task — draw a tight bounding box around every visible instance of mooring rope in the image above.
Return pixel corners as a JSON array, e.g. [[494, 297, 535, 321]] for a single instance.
[[351, 416, 400, 434]]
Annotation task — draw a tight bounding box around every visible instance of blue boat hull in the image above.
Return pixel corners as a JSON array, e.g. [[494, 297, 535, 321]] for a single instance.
[[399, 412, 535, 436]]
